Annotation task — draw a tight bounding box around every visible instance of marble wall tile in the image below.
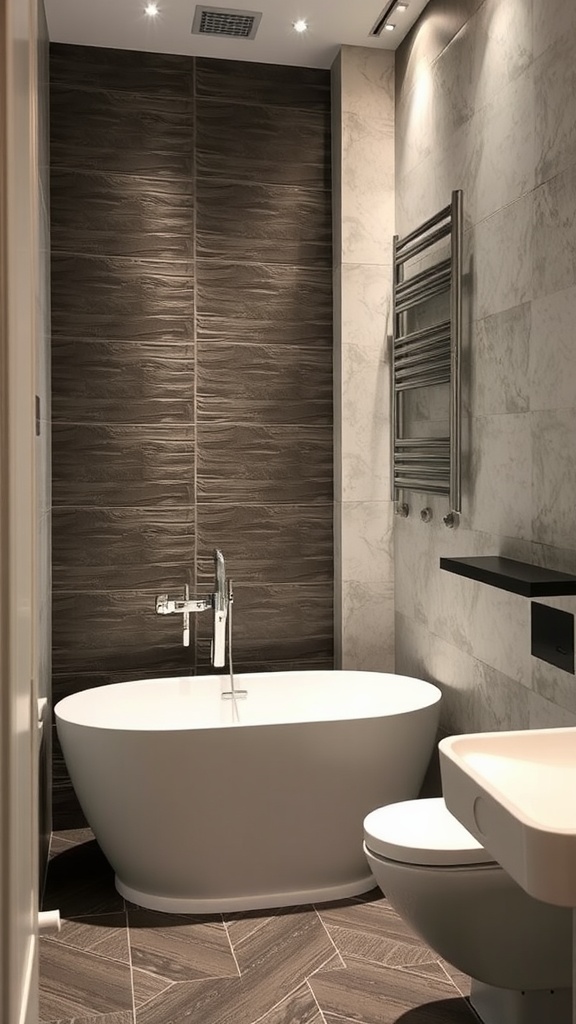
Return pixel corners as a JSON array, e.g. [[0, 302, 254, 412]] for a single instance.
[[527, 690, 576, 728], [530, 283, 576, 411], [427, 632, 533, 734], [395, 0, 485, 103], [473, 194, 533, 320], [340, 329, 390, 502], [341, 581, 394, 672], [395, 61, 436, 180], [341, 501, 394, 584], [532, 408, 576, 550], [340, 262, 392, 352], [533, 164, 576, 299], [472, 303, 530, 416], [470, 67, 535, 224], [340, 46, 394, 118], [341, 110, 394, 266], [395, 612, 431, 681], [470, 0, 533, 112], [535, 30, 576, 185], [533, 0, 576, 59], [469, 413, 532, 540]]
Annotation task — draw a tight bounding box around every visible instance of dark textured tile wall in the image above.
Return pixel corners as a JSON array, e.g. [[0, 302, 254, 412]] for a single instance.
[[50, 44, 333, 826]]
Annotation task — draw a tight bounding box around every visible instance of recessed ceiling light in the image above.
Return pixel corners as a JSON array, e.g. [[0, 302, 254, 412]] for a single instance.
[[293, 18, 308, 33], [384, 22, 395, 30], [396, 2, 409, 10], [145, 2, 159, 16]]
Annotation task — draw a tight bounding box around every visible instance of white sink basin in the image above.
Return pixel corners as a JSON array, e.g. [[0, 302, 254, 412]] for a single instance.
[[439, 726, 576, 907]]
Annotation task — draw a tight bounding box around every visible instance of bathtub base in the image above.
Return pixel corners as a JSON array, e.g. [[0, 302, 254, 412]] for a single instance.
[[116, 871, 378, 914]]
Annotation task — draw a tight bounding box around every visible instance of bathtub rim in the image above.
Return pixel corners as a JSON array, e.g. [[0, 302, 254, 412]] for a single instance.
[[54, 669, 443, 732]]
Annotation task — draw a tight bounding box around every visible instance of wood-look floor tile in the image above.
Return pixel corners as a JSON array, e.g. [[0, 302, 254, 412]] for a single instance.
[[438, 960, 472, 997], [43, 839, 124, 917], [39, 940, 133, 1022], [255, 982, 322, 1024], [45, 914, 128, 962], [233, 908, 335, 989], [127, 909, 238, 981], [49, 835, 76, 859], [224, 909, 273, 947], [309, 959, 477, 1024], [52, 827, 95, 845], [132, 969, 174, 1009], [51, 1012, 134, 1024], [317, 899, 436, 968]]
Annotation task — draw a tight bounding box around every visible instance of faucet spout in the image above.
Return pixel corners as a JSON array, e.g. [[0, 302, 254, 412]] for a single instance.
[[212, 549, 228, 668]]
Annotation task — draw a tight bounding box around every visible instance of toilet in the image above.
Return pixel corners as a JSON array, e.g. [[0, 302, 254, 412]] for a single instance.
[[363, 798, 573, 1024]]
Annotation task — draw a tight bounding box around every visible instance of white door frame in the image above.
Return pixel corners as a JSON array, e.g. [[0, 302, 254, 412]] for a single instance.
[[0, 0, 40, 1020]]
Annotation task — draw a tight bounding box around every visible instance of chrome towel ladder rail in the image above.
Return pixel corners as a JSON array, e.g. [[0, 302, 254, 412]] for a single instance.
[[391, 190, 463, 526]]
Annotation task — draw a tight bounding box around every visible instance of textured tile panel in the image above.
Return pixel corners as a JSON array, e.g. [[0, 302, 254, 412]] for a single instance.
[[51, 169, 194, 259], [51, 255, 194, 340], [50, 1012, 134, 1024], [197, 424, 332, 504], [50, 84, 194, 178], [196, 312, 332, 349], [196, 100, 330, 188], [52, 339, 194, 425], [52, 507, 195, 591], [196, 180, 331, 265], [52, 591, 194, 675], [52, 423, 195, 508], [50, 42, 194, 97], [196, 343, 332, 426], [197, 507, 332, 584], [195, 58, 330, 110], [39, 941, 133, 1022], [196, 582, 333, 643], [196, 261, 331, 333]]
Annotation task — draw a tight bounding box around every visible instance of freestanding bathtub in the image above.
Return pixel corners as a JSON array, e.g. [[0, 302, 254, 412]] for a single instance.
[[55, 670, 441, 913]]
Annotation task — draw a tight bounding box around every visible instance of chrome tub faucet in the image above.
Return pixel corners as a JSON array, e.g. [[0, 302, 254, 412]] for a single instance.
[[155, 549, 230, 668]]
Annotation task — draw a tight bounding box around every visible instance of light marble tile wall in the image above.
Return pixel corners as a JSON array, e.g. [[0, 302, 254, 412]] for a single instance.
[[332, 47, 395, 671], [395, 0, 576, 734]]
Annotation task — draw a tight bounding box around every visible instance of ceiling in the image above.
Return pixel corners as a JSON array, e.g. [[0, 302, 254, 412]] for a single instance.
[[44, 0, 431, 69]]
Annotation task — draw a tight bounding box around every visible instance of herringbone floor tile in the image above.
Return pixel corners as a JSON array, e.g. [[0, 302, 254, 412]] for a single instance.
[[41, 833, 477, 1024]]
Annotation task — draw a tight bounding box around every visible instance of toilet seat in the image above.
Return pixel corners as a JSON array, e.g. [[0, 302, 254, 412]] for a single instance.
[[364, 797, 496, 867]]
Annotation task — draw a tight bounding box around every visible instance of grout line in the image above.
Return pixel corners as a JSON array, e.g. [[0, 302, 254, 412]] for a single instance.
[[125, 904, 138, 1024], [221, 915, 242, 978], [249, 978, 315, 1024], [312, 908, 346, 969], [305, 978, 328, 1024]]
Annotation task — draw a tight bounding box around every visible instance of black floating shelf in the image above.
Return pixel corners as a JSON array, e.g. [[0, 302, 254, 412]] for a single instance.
[[439, 556, 576, 597]]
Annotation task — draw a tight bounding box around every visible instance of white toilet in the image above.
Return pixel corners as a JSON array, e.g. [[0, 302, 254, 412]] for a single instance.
[[363, 798, 573, 1024]]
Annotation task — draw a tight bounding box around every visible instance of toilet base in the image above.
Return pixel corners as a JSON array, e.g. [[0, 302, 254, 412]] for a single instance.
[[470, 980, 572, 1024]]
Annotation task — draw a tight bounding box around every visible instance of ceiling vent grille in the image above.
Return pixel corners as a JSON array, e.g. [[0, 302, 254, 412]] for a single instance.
[[191, 6, 262, 39]]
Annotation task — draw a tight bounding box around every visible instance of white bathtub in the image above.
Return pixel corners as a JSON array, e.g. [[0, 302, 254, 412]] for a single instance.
[[55, 670, 441, 913]]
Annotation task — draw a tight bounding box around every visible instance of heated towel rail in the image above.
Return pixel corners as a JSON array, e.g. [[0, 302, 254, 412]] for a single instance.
[[391, 190, 463, 527]]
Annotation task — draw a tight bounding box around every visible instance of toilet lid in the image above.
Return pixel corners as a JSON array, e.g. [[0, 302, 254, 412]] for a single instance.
[[364, 797, 496, 867]]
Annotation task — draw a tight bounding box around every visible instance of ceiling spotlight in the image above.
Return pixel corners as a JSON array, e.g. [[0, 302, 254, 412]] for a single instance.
[[145, 2, 159, 16], [384, 22, 395, 30], [293, 18, 308, 33], [396, 2, 409, 9]]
